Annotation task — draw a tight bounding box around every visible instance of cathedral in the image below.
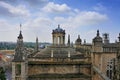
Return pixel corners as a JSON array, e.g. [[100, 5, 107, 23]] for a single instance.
[[12, 24, 120, 80]]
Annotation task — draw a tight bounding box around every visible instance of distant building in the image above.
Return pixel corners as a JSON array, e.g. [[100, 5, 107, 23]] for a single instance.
[[12, 24, 120, 80]]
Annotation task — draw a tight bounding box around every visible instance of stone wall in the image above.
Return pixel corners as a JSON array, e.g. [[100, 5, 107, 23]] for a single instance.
[[28, 64, 91, 76], [92, 52, 116, 74], [28, 78, 91, 80], [92, 52, 116, 80]]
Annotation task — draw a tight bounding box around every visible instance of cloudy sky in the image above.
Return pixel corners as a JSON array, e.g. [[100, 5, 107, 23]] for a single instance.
[[0, 0, 120, 43]]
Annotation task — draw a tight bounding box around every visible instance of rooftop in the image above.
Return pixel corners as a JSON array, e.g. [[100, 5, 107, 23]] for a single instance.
[[52, 25, 65, 34]]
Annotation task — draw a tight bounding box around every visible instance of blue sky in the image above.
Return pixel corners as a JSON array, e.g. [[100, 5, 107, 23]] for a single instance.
[[0, 0, 120, 43]]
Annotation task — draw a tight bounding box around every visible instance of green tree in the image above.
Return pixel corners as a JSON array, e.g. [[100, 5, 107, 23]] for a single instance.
[[0, 67, 6, 80]]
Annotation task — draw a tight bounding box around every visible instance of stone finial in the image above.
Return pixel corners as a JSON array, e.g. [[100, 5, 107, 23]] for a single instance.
[[20, 24, 22, 30], [84, 39, 86, 44], [97, 30, 100, 36], [35, 37, 39, 52], [58, 24, 60, 28], [68, 51, 70, 58], [18, 24, 23, 39], [67, 34, 70, 46], [51, 50, 53, 57], [118, 33, 120, 42], [78, 35, 80, 39]]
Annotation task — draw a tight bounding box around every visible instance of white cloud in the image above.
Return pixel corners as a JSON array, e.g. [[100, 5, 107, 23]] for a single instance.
[[93, 3, 106, 12], [0, 19, 17, 31], [0, 1, 30, 17], [22, 17, 53, 42], [54, 11, 108, 28], [0, 19, 19, 42], [42, 2, 71, 13], [0, 1, 109, 43], [20, 10, 108, 42]]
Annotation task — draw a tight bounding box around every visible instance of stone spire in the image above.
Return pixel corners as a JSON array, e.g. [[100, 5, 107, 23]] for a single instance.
[[67, 34, 70, 46], [17, 24, 23, 39], [118, 33, 120, 42], [58, 24, 60, 28], [78, 35, 80, 39], [35, 37, 39, 52], [13, 24, 24, 61]]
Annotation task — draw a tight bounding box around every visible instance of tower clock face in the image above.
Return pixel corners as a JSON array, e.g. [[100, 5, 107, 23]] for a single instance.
[[15, 64, 21, 75]]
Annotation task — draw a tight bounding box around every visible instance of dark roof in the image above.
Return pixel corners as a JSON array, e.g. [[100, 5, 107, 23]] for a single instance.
[[18, 31, 23, 39], [52, 25, 65, 34], [93, 30, 102, 42], [75, 35, 82, 44], [32, 47, 86, 59], [93, 36, 102, 42]]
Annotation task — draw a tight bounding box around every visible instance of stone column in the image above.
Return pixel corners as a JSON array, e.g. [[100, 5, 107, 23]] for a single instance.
[[68, 51, 70, 61], [51, 50, 53, 61], [12, 62, 15, 80], [68, 51, 70, 58], [59, 36, 61, 45], [21, 62, 26, 80], [61, 36, 63, 45], [51, 50, 53, 58], [52, 35, 54, 45], [54, 36, 56, 45], [63, 36, 65, 45], [56, 35, 58, 45], [58, 36, 60, 45], [55, 35, 57, 45]]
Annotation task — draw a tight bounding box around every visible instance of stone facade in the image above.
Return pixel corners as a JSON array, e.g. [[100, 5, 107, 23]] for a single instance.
[[12, 25, 120, 80]]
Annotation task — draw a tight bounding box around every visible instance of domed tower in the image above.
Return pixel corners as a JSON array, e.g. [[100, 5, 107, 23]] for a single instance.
[[52, 24, 65, 46], [92, 30, 103, 52], [75, 35, 82, 48]]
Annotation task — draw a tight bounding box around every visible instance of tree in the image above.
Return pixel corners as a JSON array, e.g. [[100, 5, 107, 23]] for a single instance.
[[0, 67, 6, 80]]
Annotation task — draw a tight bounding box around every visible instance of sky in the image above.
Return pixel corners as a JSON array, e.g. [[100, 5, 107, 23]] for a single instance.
[[0, 0, 120, 43]]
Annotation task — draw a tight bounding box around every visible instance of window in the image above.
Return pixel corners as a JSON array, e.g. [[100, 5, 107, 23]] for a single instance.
[[15, 64, 21, 75]]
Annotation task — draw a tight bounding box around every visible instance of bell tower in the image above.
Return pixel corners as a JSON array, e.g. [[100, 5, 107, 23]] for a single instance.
[[12, 24, 27, 80]]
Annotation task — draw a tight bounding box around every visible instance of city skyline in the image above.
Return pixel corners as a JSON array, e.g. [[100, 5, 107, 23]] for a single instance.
[[0, 0, 120, 43]]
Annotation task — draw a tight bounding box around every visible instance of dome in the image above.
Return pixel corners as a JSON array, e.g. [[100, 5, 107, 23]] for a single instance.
[[76, 38, 82, 42], [52, 25, 65, 34], [93, 36, 102, 42], [75, 35, 82, 44], [93, 30, 102, 42]]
